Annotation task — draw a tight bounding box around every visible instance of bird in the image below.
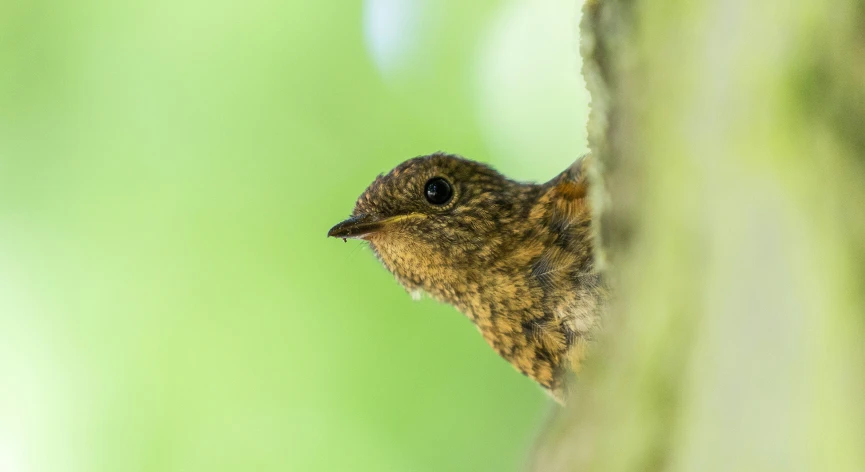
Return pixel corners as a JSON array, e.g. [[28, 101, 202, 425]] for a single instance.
[[327, 153, 605, 402]]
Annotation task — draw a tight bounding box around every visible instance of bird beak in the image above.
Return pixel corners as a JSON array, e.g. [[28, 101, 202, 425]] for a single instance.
[[327, 213, 386, 240]]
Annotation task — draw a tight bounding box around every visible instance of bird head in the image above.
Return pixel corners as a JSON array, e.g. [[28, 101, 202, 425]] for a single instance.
[[327, 153, 534, 302]]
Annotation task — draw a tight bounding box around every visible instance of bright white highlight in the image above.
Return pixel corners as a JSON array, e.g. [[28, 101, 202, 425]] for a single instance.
[[362, 0, 424, 76], [0, 439, 26, 472], [475, 0, 591, 180]]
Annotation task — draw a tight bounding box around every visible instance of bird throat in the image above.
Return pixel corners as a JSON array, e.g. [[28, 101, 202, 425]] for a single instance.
[[368, 188, 603, 401]]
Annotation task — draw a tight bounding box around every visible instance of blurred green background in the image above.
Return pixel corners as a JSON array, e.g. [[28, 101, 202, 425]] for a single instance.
[[0, 0, 589, 470]]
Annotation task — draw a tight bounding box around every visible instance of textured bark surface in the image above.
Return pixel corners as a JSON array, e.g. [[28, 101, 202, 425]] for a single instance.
[[531, 0, 865, 470]]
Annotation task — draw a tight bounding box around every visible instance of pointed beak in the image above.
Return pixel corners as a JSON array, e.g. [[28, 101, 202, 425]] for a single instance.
[[327, 213, 386, 240]]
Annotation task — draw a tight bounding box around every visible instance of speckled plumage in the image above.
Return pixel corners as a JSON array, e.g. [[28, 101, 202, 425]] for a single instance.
[[328, 153, 605, 401]]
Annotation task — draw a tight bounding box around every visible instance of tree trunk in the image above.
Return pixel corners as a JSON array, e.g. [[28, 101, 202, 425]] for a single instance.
[[532, 0, 865, 470]]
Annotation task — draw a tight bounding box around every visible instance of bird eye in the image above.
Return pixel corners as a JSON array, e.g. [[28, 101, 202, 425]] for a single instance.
[[424, 177, 453, 205]]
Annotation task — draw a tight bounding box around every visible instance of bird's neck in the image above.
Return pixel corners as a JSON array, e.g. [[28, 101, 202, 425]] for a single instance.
[[445, 191, 603, 398], [369, 184, 604, 399]]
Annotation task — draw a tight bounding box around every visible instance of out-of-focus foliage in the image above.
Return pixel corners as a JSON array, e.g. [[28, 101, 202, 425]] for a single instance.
[[0, 1, 589, 471]]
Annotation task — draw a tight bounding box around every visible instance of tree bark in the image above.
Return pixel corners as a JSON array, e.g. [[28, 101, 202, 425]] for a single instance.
[[532, 0, 865, 470]]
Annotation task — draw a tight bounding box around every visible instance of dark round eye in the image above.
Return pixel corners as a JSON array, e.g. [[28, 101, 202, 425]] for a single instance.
[[424, 177, 453, 205]]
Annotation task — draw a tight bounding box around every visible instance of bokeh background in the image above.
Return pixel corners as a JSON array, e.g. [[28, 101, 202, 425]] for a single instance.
[[0, 0, 589, 470]]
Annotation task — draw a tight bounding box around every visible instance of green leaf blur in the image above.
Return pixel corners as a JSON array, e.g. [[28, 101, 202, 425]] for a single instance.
[[0, 0, 589, 471]]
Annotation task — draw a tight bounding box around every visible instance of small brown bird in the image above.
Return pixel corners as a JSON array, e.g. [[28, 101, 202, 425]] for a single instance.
[[327, 153, 605, 401]]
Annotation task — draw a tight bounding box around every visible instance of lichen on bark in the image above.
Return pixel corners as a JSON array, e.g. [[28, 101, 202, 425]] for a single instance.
[[531, 1, 865, 470]]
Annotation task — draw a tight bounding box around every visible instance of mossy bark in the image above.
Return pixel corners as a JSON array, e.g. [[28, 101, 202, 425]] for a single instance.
[[531, 1, 865, 470]]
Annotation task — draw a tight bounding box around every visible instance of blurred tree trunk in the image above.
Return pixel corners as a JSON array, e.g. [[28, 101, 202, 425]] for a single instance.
[[532, 0, 865, 470]]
